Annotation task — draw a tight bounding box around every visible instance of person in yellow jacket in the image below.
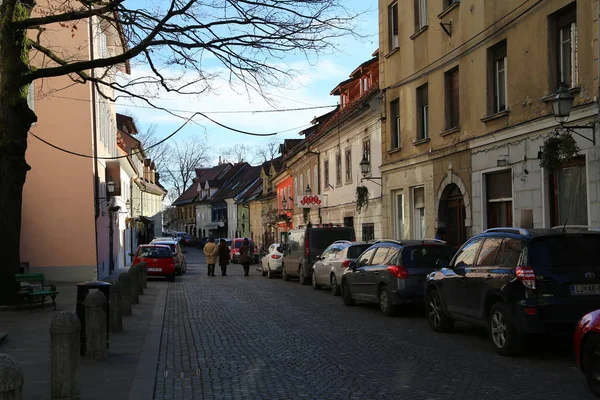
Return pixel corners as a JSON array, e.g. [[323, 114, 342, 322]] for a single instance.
[[203, 237, 218, 276]]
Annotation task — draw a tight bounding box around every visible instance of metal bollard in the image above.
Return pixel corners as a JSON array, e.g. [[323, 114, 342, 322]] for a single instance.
[[117, 273, 132, 316], [139, 262, 148, 289], [84, 291, 107, 360], [108, 282, 122, 332], [128, 267, 140, 305], [136, 263, 145, 296], [50, 312, 80, 400], [0, 353, 24, 400]]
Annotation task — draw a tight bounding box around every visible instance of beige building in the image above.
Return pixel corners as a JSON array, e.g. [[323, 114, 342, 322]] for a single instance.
[[379, 0, 600, 246]]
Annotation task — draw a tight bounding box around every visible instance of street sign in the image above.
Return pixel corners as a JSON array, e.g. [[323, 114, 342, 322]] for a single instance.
[[297, 195, 324, 209]]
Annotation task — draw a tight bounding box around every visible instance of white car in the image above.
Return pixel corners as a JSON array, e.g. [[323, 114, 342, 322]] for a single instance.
[[311, 241, 372, 295], [261, 243, 284, 279]]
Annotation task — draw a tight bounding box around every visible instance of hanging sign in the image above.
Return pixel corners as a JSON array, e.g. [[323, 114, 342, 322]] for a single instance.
[[297, 195, 324, 209]]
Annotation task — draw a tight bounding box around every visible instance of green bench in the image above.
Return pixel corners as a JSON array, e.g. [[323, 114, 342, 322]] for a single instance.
[[15, 273, 59, 310]]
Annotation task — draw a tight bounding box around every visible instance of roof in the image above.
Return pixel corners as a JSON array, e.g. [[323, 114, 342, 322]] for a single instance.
[[211, 165, 262, 202], [116, 113, 138, 135], [172, 181, 199, 206], [236, 177, 263, 203]]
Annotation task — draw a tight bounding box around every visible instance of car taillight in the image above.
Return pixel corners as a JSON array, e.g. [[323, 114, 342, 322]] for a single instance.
[[516, 266, 536, 290], [387, 265, 409, 279], [271, 255, 281, 259], [304, 238, 309, 257], [341, 259, 351, 268]]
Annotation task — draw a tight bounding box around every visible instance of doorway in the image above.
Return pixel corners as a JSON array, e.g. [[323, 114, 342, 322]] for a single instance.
[[438, 183, 466, 248]]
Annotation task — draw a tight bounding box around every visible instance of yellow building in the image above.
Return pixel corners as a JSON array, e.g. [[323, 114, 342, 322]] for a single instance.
[[379, 0, 600, 246]]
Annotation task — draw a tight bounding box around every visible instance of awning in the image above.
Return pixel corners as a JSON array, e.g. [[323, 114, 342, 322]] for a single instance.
[[205, 221, 225, 229]]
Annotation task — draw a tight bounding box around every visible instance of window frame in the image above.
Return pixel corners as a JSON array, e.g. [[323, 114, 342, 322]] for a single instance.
[[444, 67, 460, 130], [390, 98, 401, 149], [415, 0, 428, 31], [345, 147, 352, 183], [416, 84, 429, 140], [389, 2, 399, 51], [488, 40, 508, 114], [557, 7, 578, 88], [335, 151, 342, 186], [324, 159, 330, 189]]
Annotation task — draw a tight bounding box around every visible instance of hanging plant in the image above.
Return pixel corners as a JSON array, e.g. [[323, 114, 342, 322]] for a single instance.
[[539, 131, 580, 171], [135, 221, 147, 233], [302, 208, 310, 224], [356, 185, 370, 214], [278, 213, 292, 223]]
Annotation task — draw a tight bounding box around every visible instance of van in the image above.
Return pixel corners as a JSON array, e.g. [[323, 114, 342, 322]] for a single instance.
[[282, 225, 355, 284]]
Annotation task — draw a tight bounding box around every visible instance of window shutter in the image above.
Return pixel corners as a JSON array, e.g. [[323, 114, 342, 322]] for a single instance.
[[450, 69, 459, 126]]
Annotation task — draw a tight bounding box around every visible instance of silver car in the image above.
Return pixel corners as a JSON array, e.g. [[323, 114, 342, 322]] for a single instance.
[[311, 241, 372, 295], [261, 243, 284, 279]]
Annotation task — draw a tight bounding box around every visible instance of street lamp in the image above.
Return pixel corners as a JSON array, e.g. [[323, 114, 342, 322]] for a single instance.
[[305, 184, 312, 195], [359, 155, 382, 184], [106, 176, 116, 195], [281, 197, 287, 210], [548, 83, 596, 145]]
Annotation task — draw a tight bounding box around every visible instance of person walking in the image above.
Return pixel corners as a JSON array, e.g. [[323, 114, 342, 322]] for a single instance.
[[218, 239, 230, 276], [240, 238, 251, 276], [203, 237, 218, 276]]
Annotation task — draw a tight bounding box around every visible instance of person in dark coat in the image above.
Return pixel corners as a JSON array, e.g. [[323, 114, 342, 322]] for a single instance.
[[218, 239, 230, 276], [240, 238, 251, 276]]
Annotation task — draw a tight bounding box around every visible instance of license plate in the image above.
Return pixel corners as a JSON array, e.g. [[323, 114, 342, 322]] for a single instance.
[[148, 268, 162, 272], [570, 284, 600, 296]]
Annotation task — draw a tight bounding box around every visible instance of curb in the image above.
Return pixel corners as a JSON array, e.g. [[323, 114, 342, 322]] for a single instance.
[[128, 283, 167, 400]]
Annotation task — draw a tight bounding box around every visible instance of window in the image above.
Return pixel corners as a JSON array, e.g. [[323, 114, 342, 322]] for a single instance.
[[344, 216, 354, 229], [307, 169, 312, 192], [357, 248, 376, 267], [390, 99, 400, 149], [489, 41, 507, 113], [395, 192, 404, 240], [300, 174, 304, 196], [345, 147, 352, 182], [370, 247, 390, 266], [314, 165, 318, 194], [453, 238, 483, 268], [324, 160, 330, 188], [362, 223, 375, 242], [335, 152, 342, 185], [389, 2, 399, 50], [486, 170, 513, 229], [476, 237, 503, 265], [412, 187, 425, 239], [550, 158, 587, 226], [363, 138, 371, 164], [294, 177, 297, 198], [416, 84, 429, 140], [552, 4, 578, 88], [445, 67, 459, 129], [496, 238, 523, 267], [415, 0, 428, 31]]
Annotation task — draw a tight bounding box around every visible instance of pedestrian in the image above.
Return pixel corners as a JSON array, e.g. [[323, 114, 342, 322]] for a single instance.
[[240, 237, 251, 276], [218, 239, 230, 276], [203, 237, 218, 276]]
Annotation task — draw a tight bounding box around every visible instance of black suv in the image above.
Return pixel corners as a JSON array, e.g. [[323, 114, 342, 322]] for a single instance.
[[425, 226, 600, 356], [341, 239, 456, 316]]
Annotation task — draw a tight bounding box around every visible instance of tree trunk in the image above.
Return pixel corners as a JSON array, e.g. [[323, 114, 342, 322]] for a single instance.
[[0, 1, 37, 304]]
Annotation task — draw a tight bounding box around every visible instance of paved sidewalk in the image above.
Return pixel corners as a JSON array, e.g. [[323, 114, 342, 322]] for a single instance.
[[0, 278, 167, 400]]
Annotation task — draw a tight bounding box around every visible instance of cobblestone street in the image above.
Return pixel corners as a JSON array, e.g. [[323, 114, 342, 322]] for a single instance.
[[153, 247, 594, 400]]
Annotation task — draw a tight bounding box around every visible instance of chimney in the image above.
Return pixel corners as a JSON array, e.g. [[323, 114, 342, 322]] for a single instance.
[[151, 169, 156, 183], [218, 155, 222, 165]]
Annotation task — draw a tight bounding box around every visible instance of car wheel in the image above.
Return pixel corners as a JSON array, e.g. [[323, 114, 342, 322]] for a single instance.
[[282, 265, 290, 281], [489, 302, 523, 356], [261, 265, 267, 277], [299, 266, 308, 285], [341, 280, 355, 306], [267, 266, 274, 280], [378, 285, 396, 317], [582, 334, 600, 397], [426, 290, 454, 332], [330, 274, 340, 296], [312, 270, 321, 290]]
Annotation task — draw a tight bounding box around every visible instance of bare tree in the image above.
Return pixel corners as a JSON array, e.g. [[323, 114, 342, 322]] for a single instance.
[[253, 137, 281, 163], [134, 120, 171, 173], [0, 0, 360, 300], [163, 135, 211, 198], [219, 144, 256, 164]]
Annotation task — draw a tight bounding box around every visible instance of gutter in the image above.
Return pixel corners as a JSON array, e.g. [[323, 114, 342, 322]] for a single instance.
[[89, 13, 100, 279]]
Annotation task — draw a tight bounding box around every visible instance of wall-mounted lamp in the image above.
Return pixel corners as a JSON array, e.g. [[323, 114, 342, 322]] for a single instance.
[[106, 176, 116, 196], [549, 82, 596, 145], [359, 155, 382, 186], [305, 184, 312, 196]]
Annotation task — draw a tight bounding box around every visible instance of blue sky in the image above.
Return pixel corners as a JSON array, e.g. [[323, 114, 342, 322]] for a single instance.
[[116, 1, 379, 164]]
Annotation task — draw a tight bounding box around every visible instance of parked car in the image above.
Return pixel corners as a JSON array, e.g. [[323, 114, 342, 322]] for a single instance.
[[426, 226, 600, 356], [575, 309, 600, 398], [282, 225, 355, 285], [231, 238, 258, 264], [150, 238, 188, 275], [261, 243, 284, 279], [341, 239, 456, 316], [311, 241, 372, 296], [132, 244, 176, 281]]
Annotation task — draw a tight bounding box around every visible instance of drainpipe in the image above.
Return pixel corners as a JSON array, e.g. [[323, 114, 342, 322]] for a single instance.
[[305, 146, 322, 224], [89, 13, 100, 279]]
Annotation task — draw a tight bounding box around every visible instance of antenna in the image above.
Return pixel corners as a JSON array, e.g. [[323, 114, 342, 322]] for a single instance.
[[562, 217, 569, 232]]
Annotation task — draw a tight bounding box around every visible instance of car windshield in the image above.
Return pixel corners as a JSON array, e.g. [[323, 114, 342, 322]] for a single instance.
[[138, 247, 172, 258], [153, 242, 177, 254], [347, 244, 372, 259], [402, 245, 456, 268], [529, 235, 600, 268]]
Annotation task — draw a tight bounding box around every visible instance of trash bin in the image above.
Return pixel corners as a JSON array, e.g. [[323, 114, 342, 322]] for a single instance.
[[75, 281, 111, 356]]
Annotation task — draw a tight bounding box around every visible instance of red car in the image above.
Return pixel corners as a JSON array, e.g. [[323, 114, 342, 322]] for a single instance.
[[575, 309, 600, 397], [132, 245, 176, 281]]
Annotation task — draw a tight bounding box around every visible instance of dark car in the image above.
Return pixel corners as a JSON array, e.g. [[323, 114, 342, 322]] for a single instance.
[[282, 225, 355, 285], [425, 226, 600, 356], [341, 239, 456, 316]]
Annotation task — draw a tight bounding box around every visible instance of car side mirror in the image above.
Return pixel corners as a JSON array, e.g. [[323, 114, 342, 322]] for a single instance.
[[348, 261, 357, 270], [316, 254, 323, 261], [436, 258, 449, 269]]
